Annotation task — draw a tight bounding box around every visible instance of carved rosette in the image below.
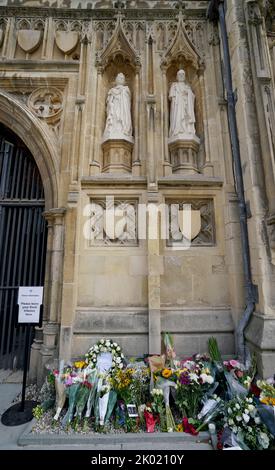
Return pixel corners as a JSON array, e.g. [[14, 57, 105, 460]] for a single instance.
[[28, 87, 63, 125]]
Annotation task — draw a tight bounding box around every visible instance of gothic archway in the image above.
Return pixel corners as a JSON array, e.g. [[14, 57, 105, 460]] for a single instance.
[[0, 91, 59, 210], [0, 123, 48, 369]]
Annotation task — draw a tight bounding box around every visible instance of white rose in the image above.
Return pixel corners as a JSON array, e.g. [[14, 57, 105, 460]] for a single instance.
[[206, 375, 214, 384], [254, 417, 261, 424], [258, 432, 269, 449], [248, 397, 253, 403], [244, 408, 249, 414], [200, 373, 208, 384], [106, 340, 111, 347], [247, 426, 253, 433], [189, 373, 199, 383], [232, 426, 238, 434], [235, 404, 240, 410], [112, 362, 115, 367], [228, 418, 234, 426], [248, 404, 255, 412], [228, 408, 232, 415], [116, 346, 121, 351], [121, 353, 124, 359], [242, 413, 250, 423], [119, 363, 123, 369], [116, 357, 121, 363], [236, 415, 242, 422], [113, 342, 118, 347], [100, 339, 104, 344]]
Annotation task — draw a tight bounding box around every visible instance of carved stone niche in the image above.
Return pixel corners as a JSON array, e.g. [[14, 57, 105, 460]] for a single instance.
[[161, 17, 205, 175], [94, 17, 141, 175]]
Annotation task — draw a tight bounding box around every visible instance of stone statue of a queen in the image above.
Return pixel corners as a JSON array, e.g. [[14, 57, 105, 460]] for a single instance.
[[168, 69, 199, 143], [102, 73, 133, 143]]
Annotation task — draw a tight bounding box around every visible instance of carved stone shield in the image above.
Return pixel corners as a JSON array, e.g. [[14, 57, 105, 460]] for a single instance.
[[17, 29, 42, 53], [55, 31, 79, 54], [178, 208, 201, 241]]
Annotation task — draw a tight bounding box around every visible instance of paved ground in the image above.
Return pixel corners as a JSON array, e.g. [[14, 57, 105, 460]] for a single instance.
[[0, 377, 212, 450]]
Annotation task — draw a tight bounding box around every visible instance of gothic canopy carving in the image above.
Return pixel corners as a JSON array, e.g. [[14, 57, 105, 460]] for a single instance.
[[96, 16, 141, 70], [161, 16, 202, 71]]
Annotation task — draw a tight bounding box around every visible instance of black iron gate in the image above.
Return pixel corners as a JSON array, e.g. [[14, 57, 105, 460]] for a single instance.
[[0, 124, 47, 370]]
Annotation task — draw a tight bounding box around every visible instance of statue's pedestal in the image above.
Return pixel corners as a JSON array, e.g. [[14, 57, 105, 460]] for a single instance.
[[168, 137, 200, 174], [102, 139, 133, 174]]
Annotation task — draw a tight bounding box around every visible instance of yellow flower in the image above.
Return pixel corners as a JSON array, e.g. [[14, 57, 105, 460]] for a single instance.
[[74, 360, 86, 369], [162, 368, 172, 379], [177, 424, 183, 432], [261, 397, 275, 406]]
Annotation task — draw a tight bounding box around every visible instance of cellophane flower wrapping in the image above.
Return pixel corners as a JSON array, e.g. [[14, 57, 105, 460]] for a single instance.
[[156, 378, 176, 432], [53, 378, 66, 421], [62, 383, 80, 427], [84, 368, 98, 418], [75, 382, 92, 421], [223, 395, 272, 449], [196, 397, 224, 432], [144, 409, 157, 433], [163, 332, 176, 369], [256, 402, 275, 436]]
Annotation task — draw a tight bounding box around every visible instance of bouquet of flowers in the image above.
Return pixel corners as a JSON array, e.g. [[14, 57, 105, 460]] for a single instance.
[[175, 359, 214, 418], [143, 405, 158, 433], [110, 368, 133, 404], [126, 362, 150, 406], [163, 332, 176, 368], [151, 388, 166, 431], [255, 379, 275, 436], [257, 379, 275, 407], [85, 338, 124, 371], [224, 395, 272, 449], [74, 381, 93, 423]]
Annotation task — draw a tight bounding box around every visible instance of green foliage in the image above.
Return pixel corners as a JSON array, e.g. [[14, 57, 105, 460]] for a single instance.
[[208, 337, 222, 362], [32, 405, 44, 420]]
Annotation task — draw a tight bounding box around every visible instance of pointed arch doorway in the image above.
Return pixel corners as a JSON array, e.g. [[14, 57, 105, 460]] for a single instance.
[[0, 123, 48, 370]]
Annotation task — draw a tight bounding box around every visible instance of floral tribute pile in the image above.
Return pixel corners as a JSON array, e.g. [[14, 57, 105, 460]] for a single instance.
[[33, 335, 275, 450]]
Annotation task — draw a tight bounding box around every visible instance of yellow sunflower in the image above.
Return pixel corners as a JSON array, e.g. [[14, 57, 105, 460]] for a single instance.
[[162, 368, 172, 379]]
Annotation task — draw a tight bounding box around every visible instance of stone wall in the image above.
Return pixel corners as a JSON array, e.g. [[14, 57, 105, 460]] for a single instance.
[[0, 0, 274, 379]]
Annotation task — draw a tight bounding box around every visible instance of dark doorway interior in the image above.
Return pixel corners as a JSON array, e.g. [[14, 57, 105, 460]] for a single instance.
[[0, 123, 48, 370]]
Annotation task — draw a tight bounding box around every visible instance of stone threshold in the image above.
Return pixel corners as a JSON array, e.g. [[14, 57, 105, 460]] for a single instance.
[[18, 421, 211, 448]]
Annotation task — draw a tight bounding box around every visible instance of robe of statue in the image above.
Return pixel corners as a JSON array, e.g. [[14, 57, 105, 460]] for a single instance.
[[103, 75, 133, 142], [169, 80, 196, 139]]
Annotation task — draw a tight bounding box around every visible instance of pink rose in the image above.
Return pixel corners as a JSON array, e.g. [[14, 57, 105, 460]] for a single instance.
[[229, 360, 239, 368]]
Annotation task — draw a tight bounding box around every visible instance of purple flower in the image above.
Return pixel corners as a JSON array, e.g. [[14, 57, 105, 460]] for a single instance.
[[179, 371, 191, 385]]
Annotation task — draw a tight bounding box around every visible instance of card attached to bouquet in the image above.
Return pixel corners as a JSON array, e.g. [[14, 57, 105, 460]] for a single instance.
[[127, 404, 138, 418], [97, 352, 112, 373]]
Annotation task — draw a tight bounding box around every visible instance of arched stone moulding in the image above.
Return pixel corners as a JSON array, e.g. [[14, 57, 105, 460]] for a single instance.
[[90, 15, 142, 175], [0, 90, 65, 384], [0, 90, 58, 209], [160, 15, 205, 175]]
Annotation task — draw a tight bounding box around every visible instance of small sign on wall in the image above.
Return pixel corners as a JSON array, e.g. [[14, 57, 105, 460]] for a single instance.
[[18, 286, 43, 325]]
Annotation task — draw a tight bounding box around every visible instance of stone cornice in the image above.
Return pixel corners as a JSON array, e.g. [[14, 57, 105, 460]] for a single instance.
[[0, 6, 207, 21]]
